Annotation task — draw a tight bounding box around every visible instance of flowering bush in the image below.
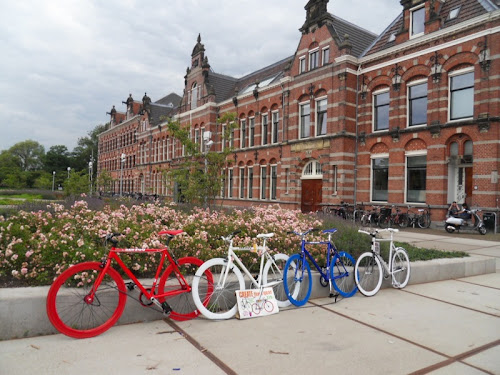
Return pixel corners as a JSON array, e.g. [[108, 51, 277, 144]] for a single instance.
[[0, 201, 330, 286]]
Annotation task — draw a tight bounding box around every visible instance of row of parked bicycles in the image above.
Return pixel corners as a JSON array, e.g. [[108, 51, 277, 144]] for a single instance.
[[47, 227, 410, 338], [323, 203, 432, 229]]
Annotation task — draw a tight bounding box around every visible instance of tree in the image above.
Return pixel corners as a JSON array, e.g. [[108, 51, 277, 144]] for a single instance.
[[70, 124, 106, 172], [166, 113, 237, 207], [64, 170, 89, 196], [8, 140, 45, 171], [43, 145, 70, 173], [96, 169, 113, 193], [0, 150, 21, 187]]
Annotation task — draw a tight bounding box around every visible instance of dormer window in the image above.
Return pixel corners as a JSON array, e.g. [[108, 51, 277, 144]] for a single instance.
[[191, 82, 198, 109], [387, 33, 396, 43], [410, 5, 425, 38], [447, 7, 461, 20]]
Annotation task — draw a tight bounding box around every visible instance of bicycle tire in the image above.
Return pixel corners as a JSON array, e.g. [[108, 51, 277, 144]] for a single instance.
[[191, 258, 245, 320], [399, 214, 409, 228], [354, 252, 383, 297], [418, 214, 431, 228], [158, 256, 213, 321], [251, 303, 261, 315], [262, 253, 294, 308], [283, 253, 312, 306], [391, 248, 411, 288], [46, 262, 127, 338], [330, 251, 358, 297], [377, 214, 389, 229]]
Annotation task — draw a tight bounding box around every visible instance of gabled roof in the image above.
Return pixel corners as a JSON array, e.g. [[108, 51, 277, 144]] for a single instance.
[[327, 15, 377, 58], [206, 56, 293, 103], [363, 0, 498, 56]]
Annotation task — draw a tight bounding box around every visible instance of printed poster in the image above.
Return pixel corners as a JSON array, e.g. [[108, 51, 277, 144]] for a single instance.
[[235, 287, 279, 319]]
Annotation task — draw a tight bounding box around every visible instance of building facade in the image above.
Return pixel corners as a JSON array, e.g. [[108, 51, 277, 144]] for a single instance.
[[98, 0, 500, 222]]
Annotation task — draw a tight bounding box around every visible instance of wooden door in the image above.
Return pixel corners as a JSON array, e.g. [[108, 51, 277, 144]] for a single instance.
[[465, 166, 473, 205], [301, 179, 322, 213]]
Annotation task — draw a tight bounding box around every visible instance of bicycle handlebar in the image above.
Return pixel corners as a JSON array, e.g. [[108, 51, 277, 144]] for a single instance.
[[358, 228, 399, 237]]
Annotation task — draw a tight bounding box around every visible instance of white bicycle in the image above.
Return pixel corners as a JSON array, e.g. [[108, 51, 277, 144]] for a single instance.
[[191, 230, 297, 319], [354, 228, 411, 296]]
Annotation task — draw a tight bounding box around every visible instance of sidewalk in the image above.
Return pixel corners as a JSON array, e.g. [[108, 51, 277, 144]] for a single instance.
[[1, 231, 499, 374]]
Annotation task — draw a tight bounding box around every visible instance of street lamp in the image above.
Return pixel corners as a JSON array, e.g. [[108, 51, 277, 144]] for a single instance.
[[203, 131, 213, 207], [120, 153, 126, 197], [67, 167, 71, 179], [88, 160, 93, 196], [52, 171, 56, 191]]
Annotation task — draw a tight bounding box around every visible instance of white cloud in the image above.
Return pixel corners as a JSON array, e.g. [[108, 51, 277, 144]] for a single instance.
[[0, 0, 401, 152]]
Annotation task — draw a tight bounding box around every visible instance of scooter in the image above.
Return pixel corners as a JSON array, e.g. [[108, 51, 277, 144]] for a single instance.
[[445, 209, 487, 235]]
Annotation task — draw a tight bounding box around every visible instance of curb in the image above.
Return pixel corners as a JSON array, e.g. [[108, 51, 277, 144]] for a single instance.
[[0, 255, 495, 340]]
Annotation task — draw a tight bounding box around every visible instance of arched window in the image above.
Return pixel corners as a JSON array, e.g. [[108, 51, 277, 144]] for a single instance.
[[302, 161, 322, 179]]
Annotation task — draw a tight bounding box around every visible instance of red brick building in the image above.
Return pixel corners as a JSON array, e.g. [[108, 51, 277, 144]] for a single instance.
[[98, 0, 500, 224]]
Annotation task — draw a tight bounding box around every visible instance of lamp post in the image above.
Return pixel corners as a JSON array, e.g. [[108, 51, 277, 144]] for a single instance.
[[120, 153, 126, 197], [52, 171, 56, 191], [67, 167, 71, 179], [203, 131, 213, 207], [88, 160, 93, 196]]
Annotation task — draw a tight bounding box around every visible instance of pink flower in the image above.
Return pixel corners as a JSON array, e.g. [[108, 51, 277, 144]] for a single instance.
[[21, 268, 28, 275]]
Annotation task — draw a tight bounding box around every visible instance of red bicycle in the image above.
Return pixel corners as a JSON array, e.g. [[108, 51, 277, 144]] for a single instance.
[[46, 230, 213, 339]]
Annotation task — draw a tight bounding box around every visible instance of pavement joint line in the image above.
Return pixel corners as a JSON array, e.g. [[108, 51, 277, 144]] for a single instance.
[[311, 298, 500, 375], [308, 299, 451, 359], [162, 318, 237, 375], [455, 279, 500, 291], [407, 339, 500, 375], [402, 289, 500, 318]]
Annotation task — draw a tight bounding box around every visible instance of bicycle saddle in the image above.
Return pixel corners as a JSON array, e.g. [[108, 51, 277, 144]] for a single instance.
[[257, 233, 274, 239], [158, 230, 184, 236]]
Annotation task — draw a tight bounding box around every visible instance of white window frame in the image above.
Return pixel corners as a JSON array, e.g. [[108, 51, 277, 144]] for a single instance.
[[201, 127, 205, 153], [315, 96, 328, 136], [370, 153, 389, 203], [299, 56, 306, 74], [240, 119, 246, 149], [309, 47, 319, 70], [301, 161, 323, 180], [222, 124, 226, 151], [228, 168, 233, 198], [191, 82, 198, 109], [373, 88, 390, 132], [448, 67, 474, 123], [271, 111, 279, 144], [407, 79, 428, 128], [249, 117, 255, 147], [270, 164, 278, 201], [410, 4, 425, 39], [332, 165, 337, 195], [404, 150, 427, 204], [248, 166, 254, 199], [299, 101, 311, 139], [260, 165, 267, 200], [239, 167, 245, 199], [261, 113, 269, 145], [322, 47, 330, 66]]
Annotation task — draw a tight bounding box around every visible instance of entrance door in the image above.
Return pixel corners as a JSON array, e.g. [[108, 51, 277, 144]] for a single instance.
[[301, 179, 322, 213], [464, 166, 473, 205]]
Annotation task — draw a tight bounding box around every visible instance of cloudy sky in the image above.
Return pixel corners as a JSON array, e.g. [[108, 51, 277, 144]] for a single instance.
[[0, 0, 401, 152]]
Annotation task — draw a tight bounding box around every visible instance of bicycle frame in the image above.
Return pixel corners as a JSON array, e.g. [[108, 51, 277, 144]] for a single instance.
[[366, 230, 398, 279], [218, 235, 282, 291], [89, 240, 190, 311], [295, 230, 347, 287]]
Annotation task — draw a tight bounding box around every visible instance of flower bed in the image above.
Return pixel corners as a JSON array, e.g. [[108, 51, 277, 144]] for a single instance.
[[0, 201, 332, 286]]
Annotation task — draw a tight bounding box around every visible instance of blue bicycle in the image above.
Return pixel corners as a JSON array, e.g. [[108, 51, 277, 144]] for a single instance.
[[283, 228, 357, 306]]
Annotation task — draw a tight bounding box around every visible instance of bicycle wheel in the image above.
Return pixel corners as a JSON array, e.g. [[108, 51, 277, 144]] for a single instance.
[[251, 303, 261, 315], [391, 248, 411, 288], [262, 253, 295, 308], [191, 258, 245, 320], [330, 251, 357, 297], [377, 214, 389, 228], [158, 256, 213, 321], [283, 253, 312, 306], [399, 214, 409, 228], [354, 252, 383, 297], [418, 214, 431, 228], [46, 262, 127, 338]]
